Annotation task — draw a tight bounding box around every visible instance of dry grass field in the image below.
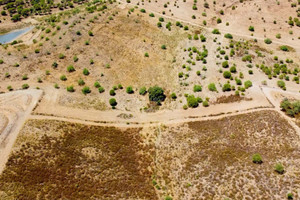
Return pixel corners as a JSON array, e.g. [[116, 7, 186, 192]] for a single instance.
[[0, 120, 157, 199], [0, 110, 300, 199], [155, 110, 300, 199], [0, 0, 299, 199]]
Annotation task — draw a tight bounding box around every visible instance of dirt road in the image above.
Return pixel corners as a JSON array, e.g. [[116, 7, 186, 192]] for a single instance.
[[0, 89, 42, 174]]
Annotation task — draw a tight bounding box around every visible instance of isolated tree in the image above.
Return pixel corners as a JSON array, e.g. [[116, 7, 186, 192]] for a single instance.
[[148, 86, 166, 103]]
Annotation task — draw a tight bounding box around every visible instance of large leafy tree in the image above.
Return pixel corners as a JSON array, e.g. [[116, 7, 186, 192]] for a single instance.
[[148, 86, 166, 103]]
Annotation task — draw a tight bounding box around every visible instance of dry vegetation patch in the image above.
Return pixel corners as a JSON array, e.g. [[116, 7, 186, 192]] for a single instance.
[[155, 110, 300, 199], [213, 94, 252, 104], [0, 120, 157, 199], [1, 110, 300, 199]]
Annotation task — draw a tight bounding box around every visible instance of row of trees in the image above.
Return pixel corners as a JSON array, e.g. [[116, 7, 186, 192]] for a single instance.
[[0, 0, 88, 21]]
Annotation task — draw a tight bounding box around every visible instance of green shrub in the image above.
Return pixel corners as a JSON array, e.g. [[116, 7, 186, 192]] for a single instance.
[[140, 9, 146, 13], [60, 75, 67, 81], [264, 38, 272, 44], [235, 78, 242, 85], [78, 78, 85, 86], [94, 81, 101, 88], [165, 196, 173, 200], [222, 83, 231, 92], [110, 89, 116, 96], [88, 30, 94, 36], [287, 193, 293, 200], [276, 33, 281, 39], [35, 49, 40, 53], [223, 71, 231, 79], [139, 87, 147, 95], [244, 80, 252, 89], [149, 13, 155, 17], [67, 65, 75, 72], [208, 83, 217, 91], [204, 2, 209, 8], [242, 55, 252, 62], [230, 66, 237, 73], [187, 95, 199, 108], [161, 45, 166, 49], [109, 98, 117, 106], [277, 80, 285, 89], [148, 86, 166, 103], [52, 61, 58, 68], [59, 53, 65, 59], [7, 85, 13, 91], [117, 84, 123, 89], [212, 29, 220, 34], [202, 101, 209, 107], [224, 33, 233, 39], [73, 56, 79, 62], [67, 85, 75, 92], [0, 59, 3, 64], [248, 26, 254, 31], [83, 68, 90, 75], [252, 153, 263, 164], [200, 34, 206, 42], [126, 86, 134, 94], [280, 99, 300, 117], [22, 74, 28, 80], [222, 61, 229, 68], [98, 87, 105, 93], [274, 163, 284, 174], [280, 46, 289, 51], [171, 93, 177, 99], [22, 84, 29, 89], [82, 86, 91, 94], [193, 85, 202, 92]]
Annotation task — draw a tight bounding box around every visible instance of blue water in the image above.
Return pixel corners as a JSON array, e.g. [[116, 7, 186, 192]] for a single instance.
[[0, 26, 34, 44]]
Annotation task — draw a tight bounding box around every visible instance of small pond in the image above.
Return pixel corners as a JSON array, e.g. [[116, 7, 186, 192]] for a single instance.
[[0, 26, 33, 44]]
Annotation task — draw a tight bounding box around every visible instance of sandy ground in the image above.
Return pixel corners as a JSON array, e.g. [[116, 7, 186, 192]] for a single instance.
[[0, 89, 42, 174], [117, 0, 300, 52], [32, 84, 272, 125]]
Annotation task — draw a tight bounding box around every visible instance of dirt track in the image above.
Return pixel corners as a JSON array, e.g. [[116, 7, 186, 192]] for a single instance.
[[0, 89, 42, 174], [0, 85, 300, 176]]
